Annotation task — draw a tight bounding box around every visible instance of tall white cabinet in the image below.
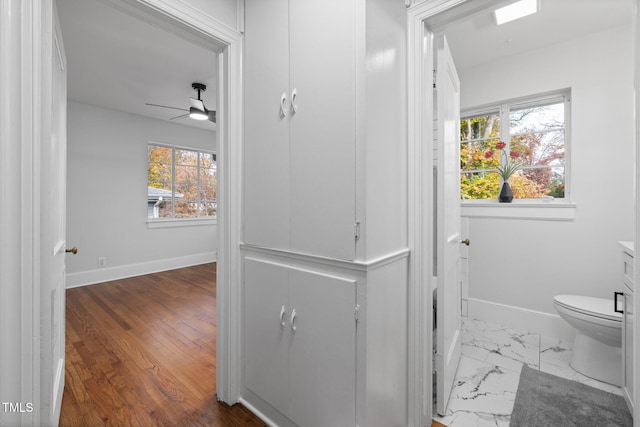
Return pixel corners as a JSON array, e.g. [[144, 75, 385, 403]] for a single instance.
[[242, 1, 409, 426]]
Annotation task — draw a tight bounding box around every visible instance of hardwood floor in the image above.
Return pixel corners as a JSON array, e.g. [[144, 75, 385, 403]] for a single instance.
[[60, 263, 266, 427]]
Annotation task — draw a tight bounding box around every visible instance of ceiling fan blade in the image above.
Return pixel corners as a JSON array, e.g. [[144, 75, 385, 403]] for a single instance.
[[170, 113, 189, 120], [146, 103, 188, 112], [190, 98, 206, 111], [208, 110, 216, 123]]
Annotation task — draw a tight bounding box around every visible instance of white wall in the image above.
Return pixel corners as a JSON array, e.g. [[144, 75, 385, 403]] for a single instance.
[[66, 101, 217, 287], [181, 0, 240, 31], [459, 25, 635, 317]]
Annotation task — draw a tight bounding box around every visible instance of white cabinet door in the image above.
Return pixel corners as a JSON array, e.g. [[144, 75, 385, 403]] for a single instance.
[[622, 288, 634, 413], [244, 0, 291, 249], [289, 0, 357, 260], [243, 258, 290, 414], [288, 269, 356, 427]]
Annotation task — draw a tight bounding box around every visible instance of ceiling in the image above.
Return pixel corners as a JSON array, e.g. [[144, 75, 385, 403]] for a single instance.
[[56, 0, 632, 129], [56, 0, 220, 131], [435, 0, 633, 71]]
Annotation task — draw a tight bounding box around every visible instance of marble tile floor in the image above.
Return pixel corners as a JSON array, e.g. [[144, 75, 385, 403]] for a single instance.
[[433, 318, 622, 427]]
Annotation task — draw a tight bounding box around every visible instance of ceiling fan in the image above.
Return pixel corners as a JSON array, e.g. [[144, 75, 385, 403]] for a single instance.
[[146, 82, 216, 123]]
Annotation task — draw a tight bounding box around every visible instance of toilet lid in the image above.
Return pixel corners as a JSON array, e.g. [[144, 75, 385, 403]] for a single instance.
[[554, 295, 622, 322]]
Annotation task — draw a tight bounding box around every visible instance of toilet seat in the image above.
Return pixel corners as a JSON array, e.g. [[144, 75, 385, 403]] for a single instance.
[[554, 295, 621, 322]]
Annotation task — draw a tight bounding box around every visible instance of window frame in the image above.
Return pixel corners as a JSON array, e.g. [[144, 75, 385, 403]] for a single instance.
[[146, 142, 217, 227], [460, 90, 575, 220]]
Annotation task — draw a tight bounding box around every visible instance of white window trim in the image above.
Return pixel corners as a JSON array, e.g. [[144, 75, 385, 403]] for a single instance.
[[146, 217, 217, 229], [147, 141, 217, 222], [461, 199, 576, 221], [461, 90, 573, 219]]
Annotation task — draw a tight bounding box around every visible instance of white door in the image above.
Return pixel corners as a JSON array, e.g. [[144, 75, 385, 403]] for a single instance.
[[288, 269, 356, 427], [243, 258, 290, 414], [42, 5, 68, 423], [435, 34, 462, 416], [289, 0, 356, 260]]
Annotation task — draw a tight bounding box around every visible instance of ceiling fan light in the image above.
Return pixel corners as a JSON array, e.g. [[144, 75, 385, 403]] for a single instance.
[[189, 107, 209, 120]]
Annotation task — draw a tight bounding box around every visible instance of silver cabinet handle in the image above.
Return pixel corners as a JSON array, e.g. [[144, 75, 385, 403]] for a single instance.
[[280, 92, 288, 117], [291, 88, 298, 114], [290, 308, 297, 333], [279, 305, 286, 329]]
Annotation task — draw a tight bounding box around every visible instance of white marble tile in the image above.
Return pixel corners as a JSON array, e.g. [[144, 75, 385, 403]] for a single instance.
[[461, 318, 540, 372], [434, 355, 519, 427], [433, 320, 624, 426], [539, 335, 623, 396]]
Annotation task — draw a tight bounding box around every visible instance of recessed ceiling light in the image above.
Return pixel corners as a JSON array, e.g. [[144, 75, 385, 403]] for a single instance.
[[494, 0, 538, 25]]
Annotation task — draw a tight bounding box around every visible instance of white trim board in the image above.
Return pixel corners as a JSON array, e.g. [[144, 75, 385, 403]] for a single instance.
[[241, 244, 410, 273], [65, 252, 216, 288], [466, 297, 576, 342]]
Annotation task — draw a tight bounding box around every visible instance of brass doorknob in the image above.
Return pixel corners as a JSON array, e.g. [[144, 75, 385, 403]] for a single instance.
[[460, 239, 470, 246], [66, 246, 78, 254]]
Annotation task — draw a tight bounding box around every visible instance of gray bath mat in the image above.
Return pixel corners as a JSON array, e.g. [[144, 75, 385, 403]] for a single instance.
[[510, 365, 632, 426]]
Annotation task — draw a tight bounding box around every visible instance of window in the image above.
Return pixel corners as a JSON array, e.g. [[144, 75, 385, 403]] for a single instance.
[[147, 143, 217, 220], [460, 91, 569, 201]]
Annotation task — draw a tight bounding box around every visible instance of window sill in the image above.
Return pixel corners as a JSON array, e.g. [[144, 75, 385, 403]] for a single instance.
[[461, 200, 576, 221], [147, 218, 217, 229]]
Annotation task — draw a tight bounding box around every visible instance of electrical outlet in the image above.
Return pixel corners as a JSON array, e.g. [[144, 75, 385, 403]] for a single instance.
[[98, 257, 107, 268]]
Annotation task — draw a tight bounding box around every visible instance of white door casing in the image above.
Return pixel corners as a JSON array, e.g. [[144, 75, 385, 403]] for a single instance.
[[435, 33, 462, 417], [407, 3, 502, 424], [124, 0, 245, 404]]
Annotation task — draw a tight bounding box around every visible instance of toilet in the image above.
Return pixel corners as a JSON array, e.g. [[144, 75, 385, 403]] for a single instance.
[[553, 295, 622, 386]]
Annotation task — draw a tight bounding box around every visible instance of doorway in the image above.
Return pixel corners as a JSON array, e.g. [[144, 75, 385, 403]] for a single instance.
[[54, 0, 243, 416], [408, 0, 637, 425]]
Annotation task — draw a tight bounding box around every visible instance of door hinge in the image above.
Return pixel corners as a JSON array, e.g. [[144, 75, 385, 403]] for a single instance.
[[354, 221, 361, 241], [354, 304, 360, 322]]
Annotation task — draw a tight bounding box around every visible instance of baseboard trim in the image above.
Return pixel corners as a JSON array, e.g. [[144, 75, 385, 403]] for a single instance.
[[466, 297, 576, 342], [65, 252, 216, 288]]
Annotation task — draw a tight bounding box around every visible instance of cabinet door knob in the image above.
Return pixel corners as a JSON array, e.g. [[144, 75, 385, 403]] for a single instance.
[[279, 305, 286, 329], [291, 88, 298, 114], [290, 309, 297, 333], [280, 92, 288, 117]]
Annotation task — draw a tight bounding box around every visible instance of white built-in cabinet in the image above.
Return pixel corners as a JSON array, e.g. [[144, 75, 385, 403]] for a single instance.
[[620, 244, 634, 415], [242, 0, 409, 426], [244, 0, 356, 260], [244, 258, 356, 427]]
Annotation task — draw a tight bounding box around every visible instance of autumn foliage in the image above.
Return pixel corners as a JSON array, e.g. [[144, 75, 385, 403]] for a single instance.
[[148, 145, 217, 218], [460, 106, 565, 200]]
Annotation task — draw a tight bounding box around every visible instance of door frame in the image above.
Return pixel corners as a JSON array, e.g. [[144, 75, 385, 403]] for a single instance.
[[1, 1, 242, 424], [407, 2, 461, 424], [634, 0, 640, 421], [81, 0, 245, 404], [85, 0, 246, 407], [408, 0, 640, 425]]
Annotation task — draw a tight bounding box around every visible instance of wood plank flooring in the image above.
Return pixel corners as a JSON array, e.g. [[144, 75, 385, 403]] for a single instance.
[[60, 263, 266, 427]]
